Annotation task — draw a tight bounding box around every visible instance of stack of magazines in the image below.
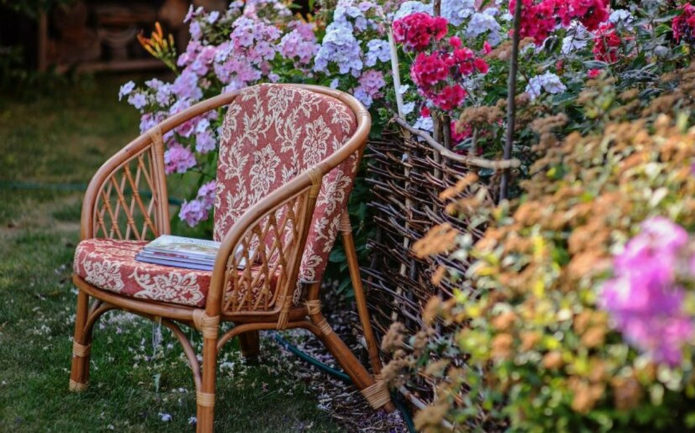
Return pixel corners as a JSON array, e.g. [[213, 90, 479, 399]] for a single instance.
[[135, 235, 220, 271]]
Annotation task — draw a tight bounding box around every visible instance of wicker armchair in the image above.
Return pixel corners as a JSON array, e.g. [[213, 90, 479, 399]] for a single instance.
[[68, 84, 392, 432]]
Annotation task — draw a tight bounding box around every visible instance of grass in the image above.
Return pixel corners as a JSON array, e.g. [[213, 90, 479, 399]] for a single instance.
[[0, 75, 346, 432]]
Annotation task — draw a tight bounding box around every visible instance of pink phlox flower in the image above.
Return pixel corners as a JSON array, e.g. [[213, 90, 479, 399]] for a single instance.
[[179, 199, 209, 227], [196, 180, 217, 208], [164, 144, 196, 174], [600, 217, 695, 367]]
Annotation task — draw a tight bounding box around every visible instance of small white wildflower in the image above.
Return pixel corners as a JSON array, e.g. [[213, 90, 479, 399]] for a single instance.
[[188, 416, 197, 425], [159, 413, 172, 422], [402, 102, 415, 115], [561, 22, 590, 54], [525, 72, 567, 100], [413, 115, 433, 132]]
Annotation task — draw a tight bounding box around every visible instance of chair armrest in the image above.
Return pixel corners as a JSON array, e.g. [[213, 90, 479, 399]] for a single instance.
[[80, 127, 170, 240], [207, 166, 324, 322], [80, 91, 243, 241]]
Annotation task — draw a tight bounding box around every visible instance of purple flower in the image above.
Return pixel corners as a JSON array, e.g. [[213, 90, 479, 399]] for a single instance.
[[365, 39, 390, 67], [207, 11, 220, 24], [139, 113, 157, 133], [600, 217, 695, 366], [640, 216, 688, 254], [197, 180, 217, 208], [164, 144, 196, 174], [353, 69, 385, 107], [127, 92, 147, 110], [178, 40, 201, 68], [190, 21, 202, 41], [172, 71, 203, 101], [179, 199, 209, 227], [278, 23, 320, 66], [314, 21, 363, 77], [353, 87, 373, 107], [195, 130, 216, 153], [119, 81, 135, 100], [184, 5, 203, 23]]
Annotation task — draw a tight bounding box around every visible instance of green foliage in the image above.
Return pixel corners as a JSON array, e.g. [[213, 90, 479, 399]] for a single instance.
[[384, 64, 695, 433], [380, 1, 695, 430]]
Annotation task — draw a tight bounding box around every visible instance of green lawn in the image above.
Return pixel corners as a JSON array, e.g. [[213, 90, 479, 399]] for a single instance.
[[0, 75, 345, 432]]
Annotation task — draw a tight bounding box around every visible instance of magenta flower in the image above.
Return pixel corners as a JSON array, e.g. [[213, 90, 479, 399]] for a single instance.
[[600, 217, 695, 367]]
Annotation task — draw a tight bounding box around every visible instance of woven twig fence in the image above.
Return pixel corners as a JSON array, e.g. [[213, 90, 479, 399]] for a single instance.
[[363, 121, 519, 338]]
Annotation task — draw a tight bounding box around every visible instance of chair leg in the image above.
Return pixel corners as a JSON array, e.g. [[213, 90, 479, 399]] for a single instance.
[[308, 312, 394, 412], [69, 290, 91, 391], [196, 336, 218, 433], [238, 330, 260, 364], [340, 215, 384, 377]]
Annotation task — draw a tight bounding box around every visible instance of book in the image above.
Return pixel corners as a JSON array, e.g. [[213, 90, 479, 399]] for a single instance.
[[134, 235, 245, 271], [141, 235, 220, 260]]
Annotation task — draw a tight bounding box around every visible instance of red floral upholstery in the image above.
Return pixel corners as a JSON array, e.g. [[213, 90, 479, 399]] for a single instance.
[[75, 85, 360, 309], [74, 239, 211, 307], [74, 239, 281, 308], [216, 84, 359, 296]]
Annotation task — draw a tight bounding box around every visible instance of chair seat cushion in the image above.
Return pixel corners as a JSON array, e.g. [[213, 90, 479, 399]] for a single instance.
[[73, 238, 211, 307]]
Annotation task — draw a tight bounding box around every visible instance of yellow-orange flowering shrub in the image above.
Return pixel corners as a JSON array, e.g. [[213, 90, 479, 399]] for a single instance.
[[383, 65, 695, 432]]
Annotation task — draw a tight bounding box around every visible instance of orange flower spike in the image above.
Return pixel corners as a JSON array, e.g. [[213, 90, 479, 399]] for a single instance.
[[153, 22, 164, 44], [136, 31, 149, 48]]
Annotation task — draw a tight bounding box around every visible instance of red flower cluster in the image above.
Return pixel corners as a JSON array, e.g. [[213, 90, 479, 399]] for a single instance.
[[451, 120, 472, 144], [593, 22, 621, 63], [672, 3, 695, 43], [392, 12, 448, 52], [510, 0, 610, 45], [557, 0, 610, 31], [510, 0, 557, 44], [394, 14, 488, 111], [411, 43, 488, 110]]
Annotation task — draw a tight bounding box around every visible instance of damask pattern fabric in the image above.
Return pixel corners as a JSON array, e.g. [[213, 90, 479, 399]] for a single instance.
[[74, 239, 211, 306], [215, 84, 358, 291], [74, 239, 281, 308]]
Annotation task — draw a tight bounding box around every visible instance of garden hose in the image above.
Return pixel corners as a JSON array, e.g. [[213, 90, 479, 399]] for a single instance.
[[272, 333, 417, 433], [0, 180, 183, 205]]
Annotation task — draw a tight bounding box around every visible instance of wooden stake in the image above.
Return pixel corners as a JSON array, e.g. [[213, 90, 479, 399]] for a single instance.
[[500, 0, 523, 201]]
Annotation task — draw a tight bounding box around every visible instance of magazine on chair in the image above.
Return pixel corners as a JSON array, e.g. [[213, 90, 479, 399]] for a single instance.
[[135, 235, 245, 271]]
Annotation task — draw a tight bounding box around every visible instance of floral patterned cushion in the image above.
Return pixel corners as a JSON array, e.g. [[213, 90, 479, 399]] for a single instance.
[[74, 238, 211, 307], [215, 84, 359, 289]]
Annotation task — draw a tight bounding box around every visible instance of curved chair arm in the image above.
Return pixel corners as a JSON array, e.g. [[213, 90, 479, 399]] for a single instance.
[[80, 92, 243, 241], [80, 127, 170, 240], [207, 165, 324, 324]]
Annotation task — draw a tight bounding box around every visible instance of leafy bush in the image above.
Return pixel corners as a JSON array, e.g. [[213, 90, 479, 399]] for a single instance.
[[382, 53, 695, 433]]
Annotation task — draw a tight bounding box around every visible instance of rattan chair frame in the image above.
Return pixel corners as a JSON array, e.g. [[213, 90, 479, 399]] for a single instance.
[[69, 84, 393, 433]]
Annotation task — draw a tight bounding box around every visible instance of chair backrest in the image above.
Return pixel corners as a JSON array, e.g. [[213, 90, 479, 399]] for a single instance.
[[214, 84, 360, 294]]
